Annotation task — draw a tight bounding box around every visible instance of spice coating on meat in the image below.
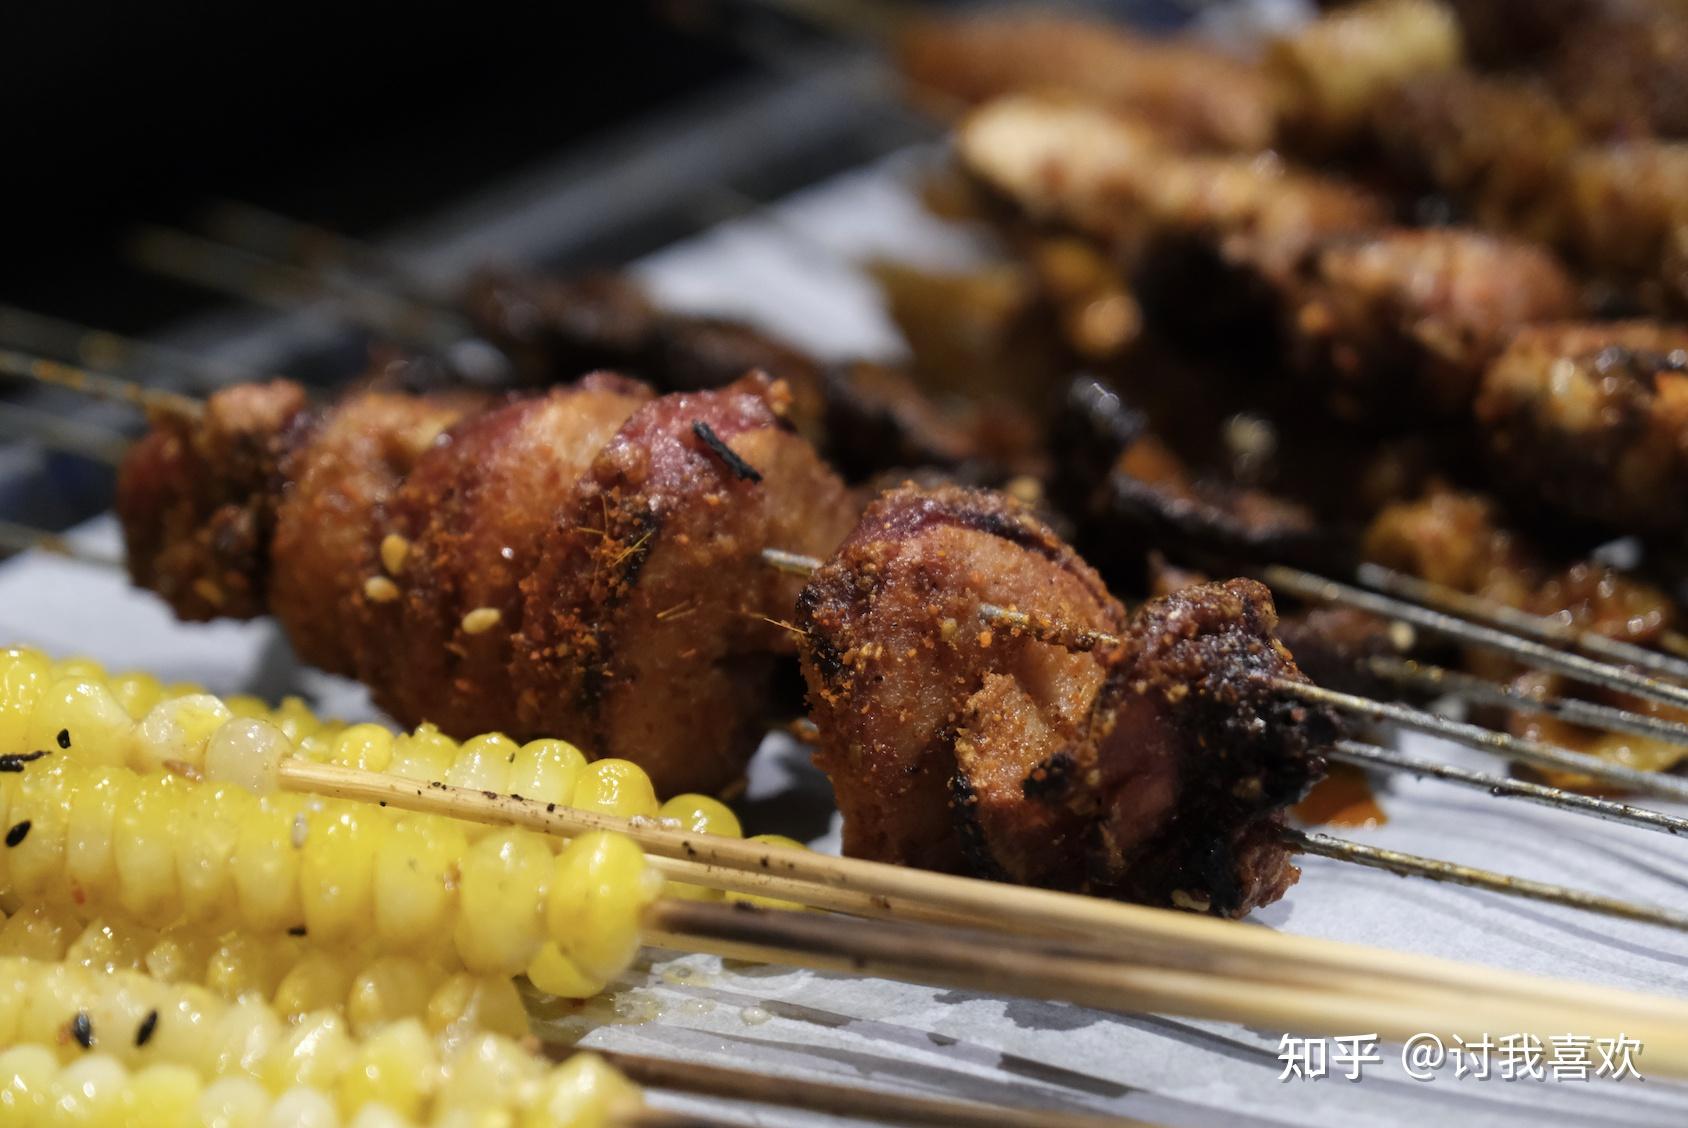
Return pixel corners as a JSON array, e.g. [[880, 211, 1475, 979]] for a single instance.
[[898, 13, 1277, 151], [358, 374, 655, 741], [797, 485, 1124, 877], [515, 373, 856, 796], [269, 390, 484, 676], [1474, 322, 1688, 537], [1289, 229, 1579, 419], [1081, 579, 1332, 915], [116, 380, 311, 622], [797, 485, 1328, 916]]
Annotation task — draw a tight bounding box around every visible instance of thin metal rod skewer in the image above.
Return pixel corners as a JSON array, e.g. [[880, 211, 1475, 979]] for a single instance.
[[1356, 561, 1688, 686], [129, 226, 470, 351], [0, 348, 203, 419], [1272, 677, 1688, 803], [0, 401, 128, 466], [1369, 656, 1688, 750], [199, 199, 441, 302], [1330, 739, 1688, 837], [1262, 563, 1688, 713], [0, 520, 123, 569], [1284, 827, 1688, 932], [0, 304, 256, 392]]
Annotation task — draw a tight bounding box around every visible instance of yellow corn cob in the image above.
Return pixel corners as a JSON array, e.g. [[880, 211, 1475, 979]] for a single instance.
[[0, 905, 528, 1041], [2, 755, 662, 995], [0, 959, 641, 1126]]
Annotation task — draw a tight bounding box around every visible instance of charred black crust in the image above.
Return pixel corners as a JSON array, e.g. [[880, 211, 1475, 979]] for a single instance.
[[948, 770, 1004, 881], [577, 503, 661, 714], [691, 420, 764, 482], [1022, 750, 1077, 803]]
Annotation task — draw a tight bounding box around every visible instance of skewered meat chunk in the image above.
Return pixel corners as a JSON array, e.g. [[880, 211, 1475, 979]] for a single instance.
[[1547, 5, 1688, 139], [357, 374, 655, 740], [1362, 484, 1677, 648], [514, 374, 856, 796], [1370, 72, 1583, 240], [117, 372, 853, 797], [1562, 143, 1688, 311], [796, 484, 1330, 916], [1268, 0, 1463, 152], [1288, 229, 1579, 419], [897, 13, 1277, 151], [269, 389, 485, 676], [116, 380, 312, 622], [1474, 323, 1688, 538]]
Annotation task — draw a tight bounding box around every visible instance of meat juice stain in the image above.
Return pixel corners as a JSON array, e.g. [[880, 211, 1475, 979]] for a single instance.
[[1294, 764, 1386, 829]]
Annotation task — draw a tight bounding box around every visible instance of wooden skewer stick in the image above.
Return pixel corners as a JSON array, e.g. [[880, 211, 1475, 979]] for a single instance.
[[588, 1050, 1152, 1128], [1356, 561, 1688, 687], [275, 760, 1688, 1029], [1332, 739, 1688, 837], [1263, 563, 1688, 713], [1276, 677, 1688, 804], [645, 900, 1688, 1074], [0, 348, 203, 420], [1369, 655, 1688, 751]]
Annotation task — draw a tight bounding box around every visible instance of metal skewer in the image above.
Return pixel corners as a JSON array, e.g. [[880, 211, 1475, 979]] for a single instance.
[[1368, 655, 1688, 751], [0, 304, 255, 393], [1284, 828, 1688, 933], [0, 520, 123, 569], [1273, 678, 1688, 804], [0, 348, 203, 420], [0, 401, 129, 466], [1330, 740, 1688, 837], [1356, 562, 1688, 686], [1262, 563, 1688, 714]]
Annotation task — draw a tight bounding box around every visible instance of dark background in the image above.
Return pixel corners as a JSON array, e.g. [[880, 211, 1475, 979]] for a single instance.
[[2, 3, 762, 332]]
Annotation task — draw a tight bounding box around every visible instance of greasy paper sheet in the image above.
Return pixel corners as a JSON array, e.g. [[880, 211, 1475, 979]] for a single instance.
[[3, 153, 1686, 1127]]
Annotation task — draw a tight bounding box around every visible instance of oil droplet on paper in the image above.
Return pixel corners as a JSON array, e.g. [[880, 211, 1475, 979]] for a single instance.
[[739, 1005, 770, 1026]]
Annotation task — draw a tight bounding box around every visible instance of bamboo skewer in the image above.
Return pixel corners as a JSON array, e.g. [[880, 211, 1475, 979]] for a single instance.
[[0, 400, 129, 466], [0, 303, 258, 392], [0, 520, 123, 569], [276, 760, 1688, 1030], [590, 1051, 1151, 1128]]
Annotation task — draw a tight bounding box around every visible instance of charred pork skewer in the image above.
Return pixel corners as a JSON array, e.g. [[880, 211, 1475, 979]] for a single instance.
[[114, 368, 853, 796]]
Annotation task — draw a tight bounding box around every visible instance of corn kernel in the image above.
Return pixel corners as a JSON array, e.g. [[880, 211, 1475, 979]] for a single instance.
[[265, 1085, 343, 1128], [107, 673, 166, 722], [331, 724, 395, 774], [335, 1018, 431, 1119], [198, 1075, 270, 1128], [177, 784, 253, 925], [124, 1062, 203, 1123], [271, 697, 323, 744], [113, 775, 184, 925], [345, 957, 443, 1037], [264, 1010, 354, 1092], [232, 802, 306, 935], [49, 656, 107, 683], [300, 806, 377, 942], [205, 719, 291, 798], [372, 816, 464, 951], [274, 951, 356, 1018], [546, 832, 662, 986], [435, 1033, 544, 1118], [66, 919, 155, 975], [524, 942, 601, 999], [0, 1043, 57, 1117], [144, 926, 216, 985], [133, 694, 233, 772], [65, 767, 130, 904], [223, 694, 272, 720], [658, 794, 742, 838], [571, 760, 658, 820], [508, 739, 587, 807], [425, 974, 529, 1041], [0, 904, 77, 961], [8, 765, 69, 900], [444, 733, 517, 796], [454, 829, 551, 974], [0, 646, 52, 752], [26, 677, 133, 766], [50, 1052, 127, 1121], [521, 1053, 642, 1128], [387, 725, 457, 783]]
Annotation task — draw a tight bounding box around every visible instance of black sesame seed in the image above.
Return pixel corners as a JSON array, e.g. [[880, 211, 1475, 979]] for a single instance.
[[135, 1010, 158, 1047], [56, 729, 71, 750], [5, 821, 29, 848], [71, 1010, 93, 1049], [287, 925, 307, 937]]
